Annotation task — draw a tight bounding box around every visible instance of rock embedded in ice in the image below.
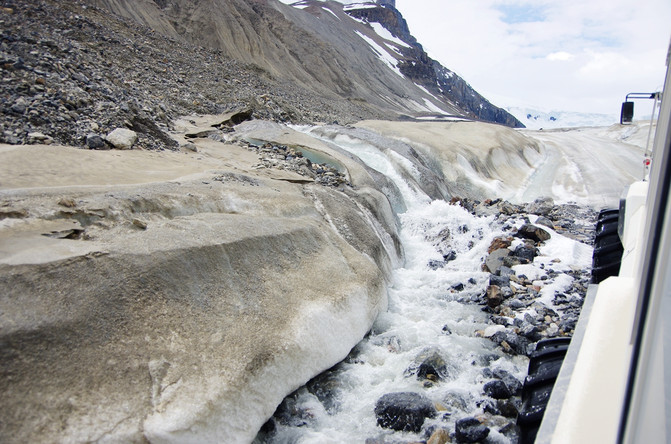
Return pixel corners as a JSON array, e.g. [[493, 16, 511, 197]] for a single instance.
[[455, 417, 490, 443], [526, 197, 555, 216], [374, 392, 437, 432], [535, 216, 555, 229], [517, 223, 551, 243], [487, 236, 512, 254], [512, 244, 537, 263], [485, 248, 511, 275], [489, 274, 510, 287]]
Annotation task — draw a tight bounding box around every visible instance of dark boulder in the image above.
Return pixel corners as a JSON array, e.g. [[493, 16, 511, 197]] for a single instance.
[[85, 133, 107, 149], [455, 417, 490, 443], [490, 274, 510, 287], [535, 216, 554, 229], [513, 244, 537, 263], [517, 224, 551, 243], [497, 399, 519, 418], [374, 392, 437, 432], [490, 331, 532, 356], [484, 380, 512, 399]]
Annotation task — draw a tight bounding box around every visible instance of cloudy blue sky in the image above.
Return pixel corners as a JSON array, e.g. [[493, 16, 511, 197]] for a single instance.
[[394, 0, 671, 116]]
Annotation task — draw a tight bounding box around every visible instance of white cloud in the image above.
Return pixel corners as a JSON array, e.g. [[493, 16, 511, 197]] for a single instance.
[[547, 51, 574, 62], [395, 0, 671, 114]]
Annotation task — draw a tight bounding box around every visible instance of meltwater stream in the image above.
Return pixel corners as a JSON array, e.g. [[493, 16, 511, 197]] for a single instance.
[[256, 128, 529, 443]]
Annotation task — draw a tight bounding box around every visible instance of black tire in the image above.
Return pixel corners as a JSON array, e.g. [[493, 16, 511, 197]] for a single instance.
[[591, 209, 623, 283], [517, 338, 571, 444], [597, 209, 619, 221]]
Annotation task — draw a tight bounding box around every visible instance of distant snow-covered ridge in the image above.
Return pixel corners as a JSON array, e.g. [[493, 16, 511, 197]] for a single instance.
[[506, 106, 619, 129]]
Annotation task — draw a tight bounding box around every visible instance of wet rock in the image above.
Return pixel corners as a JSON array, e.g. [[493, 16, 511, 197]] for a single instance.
[[451, 282, 465, 292], [443, 249, 457, 262], [499, 265, 514, 278], [455, 417, 489, 443], [426, 427, 450, 444], [374, 392, 437, 432], [488, 236, 511, 253], [489, 274, 510, 287], [497, 399, 519, 418], [486, 285, 503, 308], [483, 380, 512, 399], [502, 255, 523, 268], [105, 128, 137, 150], [559, 315, 579, 333], [490, 331, 531, 356], [499, 422, 521, 442], [499, 201, 517, 215], [485, 248, 510, 275], [442, 391, 470, 413], [526, 197, 555, 216], [517, 224, 551, 243], [407, 347, 449, 382], [428, 259, 446, 270], [490, 315, 512, 326], [520, 322, 542, 341], [546, 322, 560, 337], [307, 370, 342, 413], [512, 244, 537, 263], [506, 298, 525, 310], [481, 398, 500, 415], [273, 393, 318, 428], [535, 216, 554, 229]]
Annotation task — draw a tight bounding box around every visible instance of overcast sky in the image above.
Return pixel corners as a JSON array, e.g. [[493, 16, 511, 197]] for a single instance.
[[394, 0, 671, 115]]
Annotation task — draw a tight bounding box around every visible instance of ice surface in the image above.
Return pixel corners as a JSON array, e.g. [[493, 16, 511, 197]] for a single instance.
[[252, 119, 643, 442]]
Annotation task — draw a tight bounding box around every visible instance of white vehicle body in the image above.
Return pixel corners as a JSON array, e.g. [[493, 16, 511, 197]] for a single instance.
[[535, 42, 671, 443]]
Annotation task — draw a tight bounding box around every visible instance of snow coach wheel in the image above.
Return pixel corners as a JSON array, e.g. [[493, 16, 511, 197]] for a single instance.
[[591, 209, 623, 284], [517, 338, 571, 444]]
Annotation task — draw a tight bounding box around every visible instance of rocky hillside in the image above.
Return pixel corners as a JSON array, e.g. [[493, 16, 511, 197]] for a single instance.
[[0, 0, 521, 149]]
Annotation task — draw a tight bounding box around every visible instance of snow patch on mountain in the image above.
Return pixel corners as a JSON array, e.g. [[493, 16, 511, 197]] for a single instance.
[[370, 22, 410, 48], [353, 30, 403, 77]]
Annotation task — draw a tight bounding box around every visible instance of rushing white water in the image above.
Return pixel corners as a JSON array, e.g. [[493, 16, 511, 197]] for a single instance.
[[255, 129, 530, 443]]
